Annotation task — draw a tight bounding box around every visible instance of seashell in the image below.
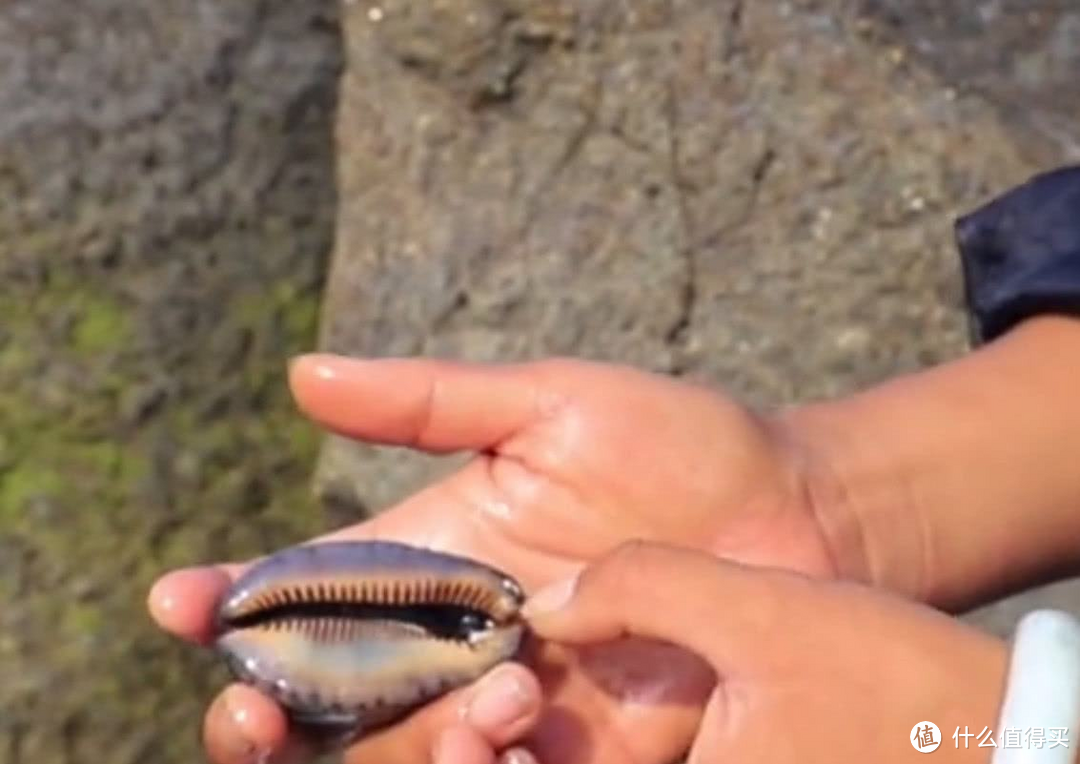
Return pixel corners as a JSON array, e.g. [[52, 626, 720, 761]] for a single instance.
[[214, 540, 526, 734]]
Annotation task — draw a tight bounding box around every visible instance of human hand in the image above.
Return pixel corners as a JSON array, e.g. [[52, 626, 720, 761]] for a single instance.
[[148, 354, 844, 764], [493, 541, 1006, 764]]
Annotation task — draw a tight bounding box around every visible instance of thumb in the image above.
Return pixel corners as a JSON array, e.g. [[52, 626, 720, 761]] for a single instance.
[[288, 354, 551, 454], [522, 541, 798, 670]]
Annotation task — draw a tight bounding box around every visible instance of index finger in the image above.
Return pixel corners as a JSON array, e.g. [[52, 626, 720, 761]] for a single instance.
[[524, 541, 801, 670]]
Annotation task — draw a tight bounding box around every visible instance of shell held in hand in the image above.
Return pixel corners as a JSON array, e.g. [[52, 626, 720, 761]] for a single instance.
[[213, 540, 526, 735]]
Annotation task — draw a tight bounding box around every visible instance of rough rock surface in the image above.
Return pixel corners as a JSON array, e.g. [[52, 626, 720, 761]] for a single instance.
[[317, 0, 1078, 640], [5, 1, 1080, 762], [0, 2, 342, 763], [866, 0, 1080, 166]]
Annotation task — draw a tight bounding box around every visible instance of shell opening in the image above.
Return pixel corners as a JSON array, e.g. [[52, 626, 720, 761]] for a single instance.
[[223, 600, 500, 643]]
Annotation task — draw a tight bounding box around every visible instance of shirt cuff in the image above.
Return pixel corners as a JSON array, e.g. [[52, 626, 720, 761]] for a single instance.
[[955, 166, 1080, 346]]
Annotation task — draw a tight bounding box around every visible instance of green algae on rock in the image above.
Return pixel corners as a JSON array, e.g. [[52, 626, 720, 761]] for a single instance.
[[0, 2, 343, 763]]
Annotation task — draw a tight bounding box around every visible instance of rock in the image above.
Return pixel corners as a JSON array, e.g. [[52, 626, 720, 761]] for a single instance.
[[320, 0, 1079, 639], [319, 0, 1022, 501], [0, 1, 342, 762], [864, 0, 1080, 165]]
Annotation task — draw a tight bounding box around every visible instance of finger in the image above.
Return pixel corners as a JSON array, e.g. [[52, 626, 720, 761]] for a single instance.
[[344, 662, 542, 764], [288, 354, 555, 453], [431, 732, 537, 764], [147, 564, 242, 644], [456, 662, 543, 747], [201, 662, 541, 764], [522, 540, 795, 669], [498, 748, 539, 764], [432, 726, 496, 764], [202, 683, 291, 764]]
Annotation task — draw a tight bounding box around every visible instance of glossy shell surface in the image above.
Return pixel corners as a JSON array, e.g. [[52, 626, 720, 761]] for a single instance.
[[214, 540, 525, 732]]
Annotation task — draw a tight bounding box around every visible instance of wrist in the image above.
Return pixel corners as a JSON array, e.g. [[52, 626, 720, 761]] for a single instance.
[[776, 316, 1080, 609], [774, 398, 926, 598]]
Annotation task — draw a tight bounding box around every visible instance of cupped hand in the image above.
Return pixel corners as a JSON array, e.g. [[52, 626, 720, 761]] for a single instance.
[[148, 354, 840, 764], [511, 541, 1007, 764]]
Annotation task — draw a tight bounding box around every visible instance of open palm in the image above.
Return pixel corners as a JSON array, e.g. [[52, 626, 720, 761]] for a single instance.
[[149, 354, 837, 764]]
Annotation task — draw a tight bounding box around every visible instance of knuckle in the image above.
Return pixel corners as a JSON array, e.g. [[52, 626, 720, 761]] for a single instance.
[[410, 376, 444, 447], [609, 538, 654, 565], [590, 541, 722, 604], [590, 539, 666, 589]]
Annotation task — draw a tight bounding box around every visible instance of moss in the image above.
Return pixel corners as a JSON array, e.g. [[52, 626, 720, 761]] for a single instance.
[[71, 440, 124, 475], [61, 601, 106, 636], [0, 463, 65, 518], [0, 8, 342, 760], [284, 293, 321, 338], [1, 263, 333, 764], [0, 343, 38, 381], [71, 295, 132, 355]]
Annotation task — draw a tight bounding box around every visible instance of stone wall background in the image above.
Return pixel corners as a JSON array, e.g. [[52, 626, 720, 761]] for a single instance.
[[0, 2, 343, 763], [1, 1, 1078, 763], [316, 0, 1080, 638]]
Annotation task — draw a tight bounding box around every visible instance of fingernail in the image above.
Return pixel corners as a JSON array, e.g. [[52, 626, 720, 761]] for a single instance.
[[312, 359, 340, 380], [146, 577, 176, 616], [500, 748, 538, 764], [464, 670, 535, 730], [291, 353, 351, 379], [521, 576, 576, 619]]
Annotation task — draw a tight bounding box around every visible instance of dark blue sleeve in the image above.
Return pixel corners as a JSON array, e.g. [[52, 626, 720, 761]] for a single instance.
[[955, 165, 1080, 345]]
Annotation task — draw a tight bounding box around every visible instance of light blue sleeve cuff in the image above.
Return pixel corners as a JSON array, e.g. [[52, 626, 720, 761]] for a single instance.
[[992, 610, 1080, 764]]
